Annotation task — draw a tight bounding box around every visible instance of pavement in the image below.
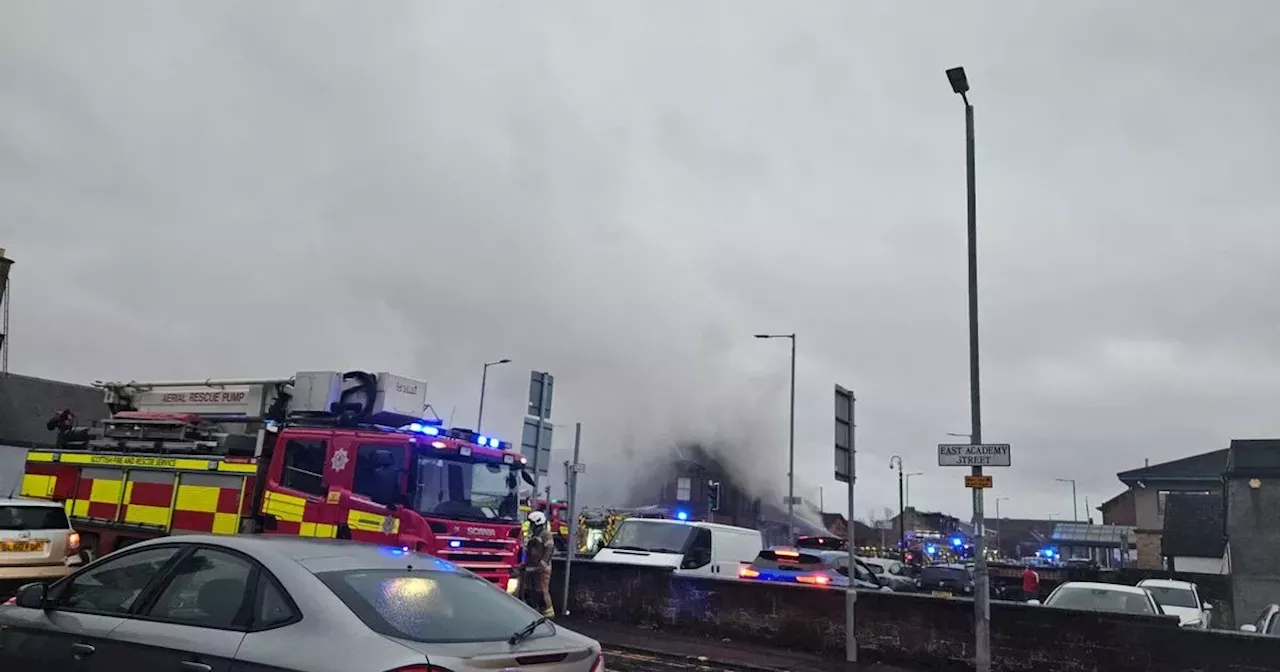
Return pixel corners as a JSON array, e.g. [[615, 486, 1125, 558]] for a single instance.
[[564, 618, 929, 672]]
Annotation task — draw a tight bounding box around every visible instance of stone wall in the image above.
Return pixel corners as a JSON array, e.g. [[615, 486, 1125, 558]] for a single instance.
[[1134, 530, 1163, 569], [550, 560, 1278, 671]]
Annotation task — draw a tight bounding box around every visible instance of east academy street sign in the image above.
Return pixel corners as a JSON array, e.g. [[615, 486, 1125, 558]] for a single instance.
[[937, 443, 1011, 467]]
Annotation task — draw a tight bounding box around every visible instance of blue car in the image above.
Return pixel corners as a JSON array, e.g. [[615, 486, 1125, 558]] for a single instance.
[[739, 547, 886, 590]]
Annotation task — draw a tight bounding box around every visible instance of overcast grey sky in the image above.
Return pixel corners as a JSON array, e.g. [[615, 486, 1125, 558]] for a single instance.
[[3, 2, 1279, 522]]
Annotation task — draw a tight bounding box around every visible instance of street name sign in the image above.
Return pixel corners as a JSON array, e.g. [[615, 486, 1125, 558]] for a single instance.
[[937, 443, 1011, 467]]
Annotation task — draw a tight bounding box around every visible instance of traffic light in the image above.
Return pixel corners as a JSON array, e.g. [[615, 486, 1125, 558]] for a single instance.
[[707, 480, 722, 512]]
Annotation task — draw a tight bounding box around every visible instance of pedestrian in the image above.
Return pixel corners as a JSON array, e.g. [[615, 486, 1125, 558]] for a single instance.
[[522, 510, 556, 618], [1021, 564, 1040, 602]]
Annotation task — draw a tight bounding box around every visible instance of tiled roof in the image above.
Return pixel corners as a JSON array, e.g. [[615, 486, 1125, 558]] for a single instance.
[[1225, 439, 1280, 477], [1160, 493, 1225, 558], [0, 374, 108, 449], [1116, 448, 1228, 485]]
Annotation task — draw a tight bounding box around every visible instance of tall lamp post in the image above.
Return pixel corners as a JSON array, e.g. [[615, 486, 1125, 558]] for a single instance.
[[1055, 478, 1079, 522], [905, 472, 923, 510], [476, 358, 511, 432], [755, 333, 797, 539], [995, 496, 1009, 555], [945, 64, 989, 672], [889, 456, 905, 551]]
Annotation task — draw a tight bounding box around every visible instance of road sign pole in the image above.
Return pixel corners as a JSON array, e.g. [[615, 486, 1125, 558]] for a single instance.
[[963, 96, 991, 672], [833, 385, 857, 664], [845, 392, 856, 666], [561, 422, 582, 616]]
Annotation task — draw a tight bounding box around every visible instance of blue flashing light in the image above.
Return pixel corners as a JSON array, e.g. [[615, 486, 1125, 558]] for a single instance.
[[926, 544, 937, 555], [1040, 548, 1056, 558], [478, 435, 489, 446], [675, 510, 689, 521], [951, 536, 963, 548], [448, 540, 461, 548], [381, 546, 409, 558], [422, 425, 440, 436]]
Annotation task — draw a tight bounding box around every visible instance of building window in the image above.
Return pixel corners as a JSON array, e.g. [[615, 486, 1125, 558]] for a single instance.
[[1157, 490, 1211, 515], [676, 477, 691, 501]]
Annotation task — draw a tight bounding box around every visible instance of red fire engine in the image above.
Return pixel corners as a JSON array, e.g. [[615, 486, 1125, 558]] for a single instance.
[[20, 370, 533, 589]]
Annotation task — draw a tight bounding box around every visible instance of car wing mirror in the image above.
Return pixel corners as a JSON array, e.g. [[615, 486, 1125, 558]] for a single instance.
[[1203, 602, 1213, 610], [1240, 624, 1258, 633], [521, 469, 537, 487], [15, 582, 51, 610], [1026, 599, 1042, 606]]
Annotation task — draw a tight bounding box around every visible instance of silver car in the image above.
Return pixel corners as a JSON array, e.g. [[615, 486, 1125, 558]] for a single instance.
[[0, 497, 83, 594], [0, 535, 605, 672]]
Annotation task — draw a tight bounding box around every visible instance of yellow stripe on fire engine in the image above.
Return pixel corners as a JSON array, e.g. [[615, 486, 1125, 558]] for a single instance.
[[175, 485, 220, 513], [20, 474, 55, 498], [56, 453, 217, 472], [213, 513, 240, 535], [300, 522, 338, 538], [262, 491, 306, 523], [89, 478, 123, 505], [25, 452, 54, 463], [346, 510, 398, 534], [216, 462, 257, 474]]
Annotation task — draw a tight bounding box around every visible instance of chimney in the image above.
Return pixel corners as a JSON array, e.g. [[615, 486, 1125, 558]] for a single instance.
[[1144, 458, 1149, 468]]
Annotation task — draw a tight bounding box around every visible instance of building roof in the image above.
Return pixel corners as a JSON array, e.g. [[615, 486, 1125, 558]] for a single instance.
[[1051, 523, 1136, 547], [1116, 448, 1228, 485], [1096, 490, 1130, 511], [1160, 493, 1225, 558], [0, 373, 109, 449], [1225, 439, 1280, 478]]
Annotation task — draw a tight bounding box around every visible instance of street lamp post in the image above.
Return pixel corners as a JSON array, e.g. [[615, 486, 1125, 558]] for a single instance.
[[889, 456, 905, 551], [905, 472, 923, 509], [945, 64, 990, 672], [1055, 478, 1079, 522], [995, 496, 1009, 554], [476, 358, 512, 432], [755, 333, 797, 539]]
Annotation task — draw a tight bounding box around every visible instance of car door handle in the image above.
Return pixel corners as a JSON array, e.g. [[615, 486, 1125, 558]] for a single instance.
[[180, 662, 212, 672], [70, 642, 95, 656]]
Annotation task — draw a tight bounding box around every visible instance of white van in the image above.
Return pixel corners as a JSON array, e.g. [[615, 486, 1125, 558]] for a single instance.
[[592, 518, 763, 578]]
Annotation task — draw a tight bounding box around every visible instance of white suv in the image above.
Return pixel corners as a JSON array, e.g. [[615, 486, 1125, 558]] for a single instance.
[[0, 498, 84, 595]]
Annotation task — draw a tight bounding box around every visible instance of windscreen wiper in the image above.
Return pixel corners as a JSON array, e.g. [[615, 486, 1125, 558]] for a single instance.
[[509, 616, 548, 645]]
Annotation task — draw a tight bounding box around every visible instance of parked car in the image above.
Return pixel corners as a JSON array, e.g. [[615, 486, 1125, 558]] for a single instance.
[[1029, 581, 1165, 617], [1240, 604, 1280, 636], [0, 498, 84, 597], [857, 556, 915, 592], [0, 535, 605, 672], [739, 547, 888, 590], [1137, 579, 1211, 628], [916, 563, 974, 598]]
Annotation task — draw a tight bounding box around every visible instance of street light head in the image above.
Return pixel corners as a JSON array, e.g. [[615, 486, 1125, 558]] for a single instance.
[[498, 358, 512, 364], [946, 66, 969, 95], [753, 334, 771, 339]]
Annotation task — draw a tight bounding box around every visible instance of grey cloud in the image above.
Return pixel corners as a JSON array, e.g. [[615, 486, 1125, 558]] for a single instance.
[[3, 1, 1280, 523]]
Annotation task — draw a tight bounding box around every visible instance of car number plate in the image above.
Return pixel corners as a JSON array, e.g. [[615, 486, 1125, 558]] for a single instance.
[[0, 540, 47, 553], [932, 590, 953, 598]]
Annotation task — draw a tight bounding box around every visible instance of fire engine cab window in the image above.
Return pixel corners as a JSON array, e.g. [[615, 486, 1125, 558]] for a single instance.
[[353, 445, 405, 505], [414, 457, 519, 522], [282, 439, 327, 497]]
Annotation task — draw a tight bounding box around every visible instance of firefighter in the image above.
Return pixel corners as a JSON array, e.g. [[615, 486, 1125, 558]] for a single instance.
[[522, 510, 555, 618]]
